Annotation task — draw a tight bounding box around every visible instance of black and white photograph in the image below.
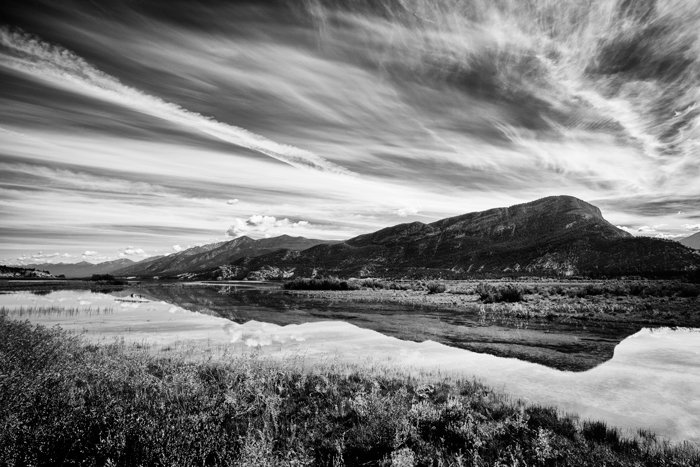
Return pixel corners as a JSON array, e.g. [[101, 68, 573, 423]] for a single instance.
[[1, 0, 699, 465]]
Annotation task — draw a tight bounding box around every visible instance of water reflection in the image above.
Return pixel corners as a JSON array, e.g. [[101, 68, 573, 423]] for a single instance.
[[135, 285, 638, 371], [0, 306, 113, 317], [1, 288, 699, 444]]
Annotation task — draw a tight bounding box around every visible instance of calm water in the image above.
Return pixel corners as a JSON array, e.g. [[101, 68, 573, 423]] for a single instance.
[[1, 286, 699, 445]]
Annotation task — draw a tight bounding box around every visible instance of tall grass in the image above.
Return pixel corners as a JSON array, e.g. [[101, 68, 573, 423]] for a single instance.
[[1, 316, 698, 466]]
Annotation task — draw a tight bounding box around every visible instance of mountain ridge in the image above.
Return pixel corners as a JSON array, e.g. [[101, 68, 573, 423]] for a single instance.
[[114, 235, 338, 277], [680, 232, 700, 250], [214, 196, 697, 279], [22, 258, 134, 278]]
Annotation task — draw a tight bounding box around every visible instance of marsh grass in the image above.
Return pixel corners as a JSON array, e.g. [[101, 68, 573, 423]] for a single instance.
[[1, 316, 698, 466]]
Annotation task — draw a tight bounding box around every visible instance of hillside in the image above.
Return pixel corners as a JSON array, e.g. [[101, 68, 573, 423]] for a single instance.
[[23, 259, 135, 278], [215, 196, 699, 279], [0, 265, 54, 279], [114, 235, 336, 278], [680, 232, 700, 250]]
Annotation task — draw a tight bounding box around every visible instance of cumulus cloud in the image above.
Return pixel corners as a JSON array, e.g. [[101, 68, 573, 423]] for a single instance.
[[11, 251, 73, 265], [82, 250, 98, 256], [396, 206, 419, 217], [119, 246, 147, 257], [226, 199, 239, 205], [226, 215, 310, 237], [683, 224, 700, 231], [618, 223, 688, 239], [172, 244, 183, 252]]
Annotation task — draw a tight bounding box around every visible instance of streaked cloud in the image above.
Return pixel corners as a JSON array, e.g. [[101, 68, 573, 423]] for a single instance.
[[0, 1, 699, 261], [0, 27, 348, 174]]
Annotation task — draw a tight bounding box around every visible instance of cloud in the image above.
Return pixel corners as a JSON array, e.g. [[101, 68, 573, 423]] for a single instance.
[[683, 224, 700, 231], [119, 246, 147, 257], [396, 206, 419, 218], [226, 199, 239, 205], [618, 223, 688, 239], [172, 244, 183, 252], [226, 215, 310, 238], [636, 224, 667, 233], [0, 27, 349, 174], [82, 250, 98, 256], [11, 251, 67, 265], [1, 2, 699, 261]]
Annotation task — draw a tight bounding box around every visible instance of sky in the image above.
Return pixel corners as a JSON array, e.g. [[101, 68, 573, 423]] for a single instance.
[[1, 0, 699, 265]]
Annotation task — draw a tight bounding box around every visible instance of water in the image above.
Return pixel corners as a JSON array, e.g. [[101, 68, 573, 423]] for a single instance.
[[1, 287, 699, 445]]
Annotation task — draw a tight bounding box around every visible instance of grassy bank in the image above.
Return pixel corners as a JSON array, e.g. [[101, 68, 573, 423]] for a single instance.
[[1, 316, 698, 466]]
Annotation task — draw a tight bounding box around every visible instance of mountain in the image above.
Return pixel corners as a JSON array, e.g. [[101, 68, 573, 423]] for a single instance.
[[114, 235, 337, 278], [680, 232, 700, 250], [23, 259, 135, 278], [216, 196, 699, 279]]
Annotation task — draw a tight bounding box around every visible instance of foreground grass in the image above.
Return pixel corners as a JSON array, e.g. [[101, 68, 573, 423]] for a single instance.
[[1, 317, 698, 466]]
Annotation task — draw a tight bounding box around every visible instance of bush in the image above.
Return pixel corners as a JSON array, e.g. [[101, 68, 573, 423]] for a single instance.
[[283, 277, 358, 291], [426, 282, 446, 294], [476, 283, 524, 303], [676, 283, 700, 298], [88, 274, 127, 285]]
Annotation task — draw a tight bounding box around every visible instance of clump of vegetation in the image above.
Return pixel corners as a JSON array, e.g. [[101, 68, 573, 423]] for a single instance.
[[89, 274, 127, 285], [283, 277, 358, 291], [426, 282, 446, 294], [476, 283, 525, 303], [536, 281, 700, 299]]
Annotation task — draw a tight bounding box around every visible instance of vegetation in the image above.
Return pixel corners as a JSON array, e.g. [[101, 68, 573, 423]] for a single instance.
[[476, 283, 525, 303], [1, 316, 698, 466], [283, 277, 358, 291], [426, 282, 446, 294]]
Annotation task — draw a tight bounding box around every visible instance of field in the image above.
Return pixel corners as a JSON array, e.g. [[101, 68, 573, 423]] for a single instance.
[[1, 315, 699, 466]]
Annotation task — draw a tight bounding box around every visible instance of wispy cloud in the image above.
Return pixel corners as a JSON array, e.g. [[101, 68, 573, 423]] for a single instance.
[[0, 28, 349, 174], [1, 1, 699, 260]]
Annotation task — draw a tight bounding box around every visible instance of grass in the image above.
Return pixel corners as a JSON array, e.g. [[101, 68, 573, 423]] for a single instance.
[[1, 316, 699, 466]]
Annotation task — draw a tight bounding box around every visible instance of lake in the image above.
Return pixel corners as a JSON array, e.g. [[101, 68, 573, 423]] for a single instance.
[[1, 285, 699, 446]]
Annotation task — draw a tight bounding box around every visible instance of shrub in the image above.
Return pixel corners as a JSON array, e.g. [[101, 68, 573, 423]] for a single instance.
[[476, 283, 524, 303], [283, 277, 358, 291], [426, 282, 446, 294], [676, 283, 700, 298]]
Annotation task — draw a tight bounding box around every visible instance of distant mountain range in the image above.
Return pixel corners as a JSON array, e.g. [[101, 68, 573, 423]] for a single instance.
[[113, 235, 337, 278], [23, 259, 135, 278], [680, 232, 700, 250], [16, 196, 699, 281]]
